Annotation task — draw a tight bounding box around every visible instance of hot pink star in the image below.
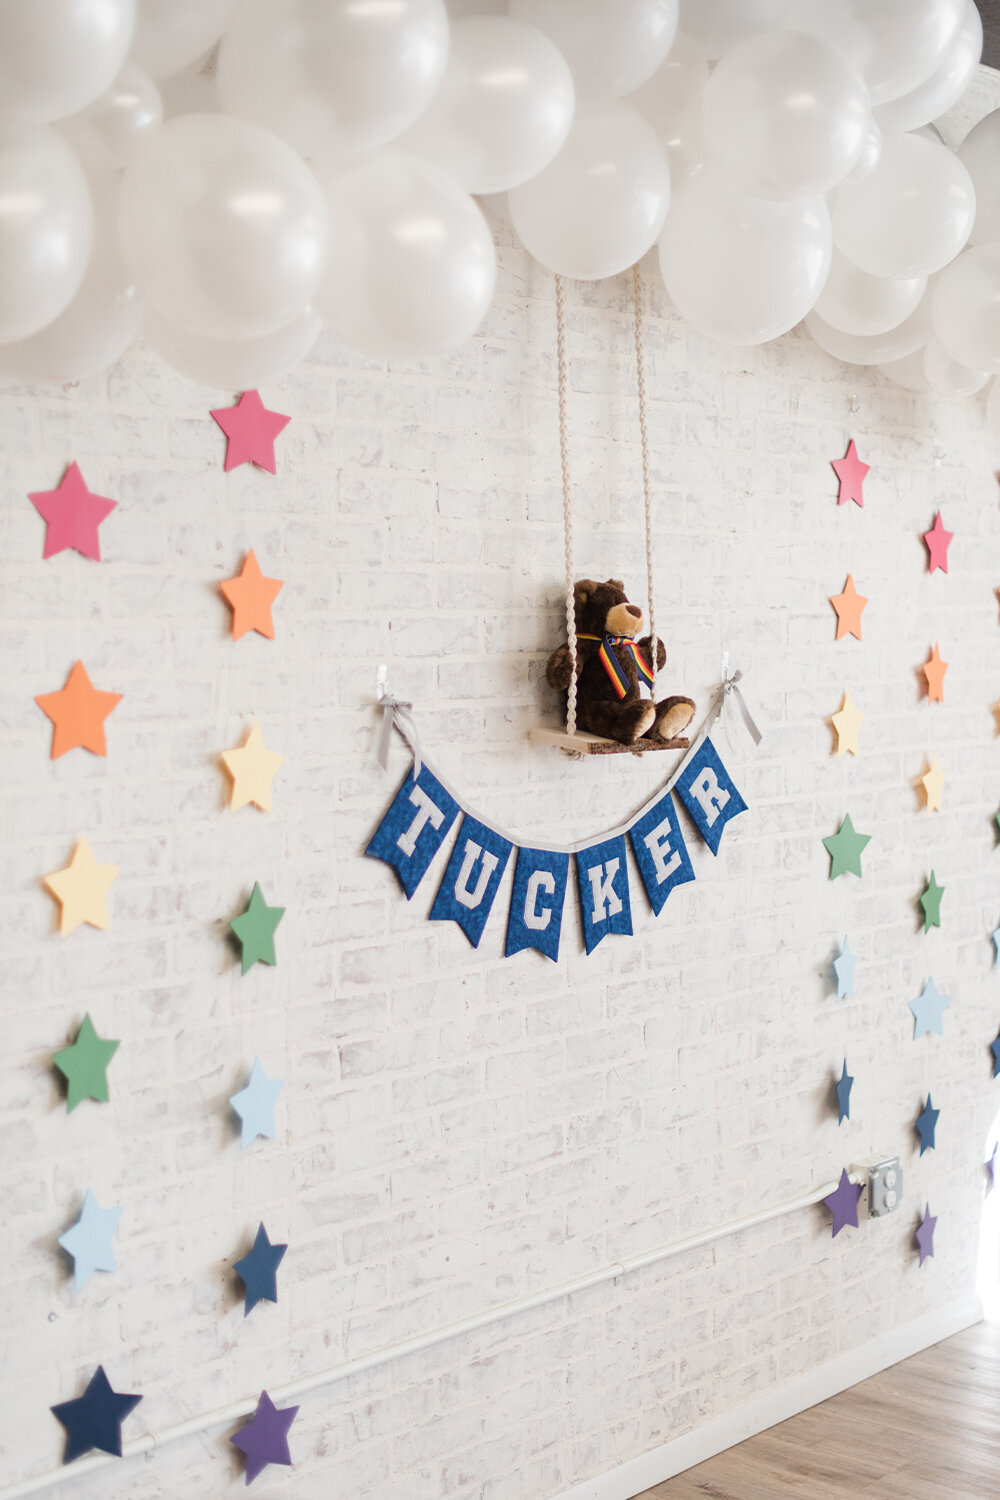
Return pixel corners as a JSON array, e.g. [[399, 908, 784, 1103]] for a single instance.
[[210, 390, 290, 474], [831, 439, 870, 507], [923, 511, 953, 574], [28, 462, 117, 561]]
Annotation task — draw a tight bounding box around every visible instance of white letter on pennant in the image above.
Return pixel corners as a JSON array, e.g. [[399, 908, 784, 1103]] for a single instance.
[[396, 785, 445, 857], [643, 816, 681, 885], [690, 769, 730, 827], [454, 840, 499, 909], [524, 870, 555, 931], [587, 859, 622, 924]]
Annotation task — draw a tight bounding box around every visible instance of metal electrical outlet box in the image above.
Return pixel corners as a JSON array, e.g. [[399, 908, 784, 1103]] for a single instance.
[[867, 1157, 902, 1216]]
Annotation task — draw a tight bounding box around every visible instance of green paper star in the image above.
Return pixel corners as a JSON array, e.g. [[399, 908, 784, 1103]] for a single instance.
[[920, 871, 944, 933], [822, 813, 871, 880], [230, 883, 285, 973], [53, 1014, 119, 1112]]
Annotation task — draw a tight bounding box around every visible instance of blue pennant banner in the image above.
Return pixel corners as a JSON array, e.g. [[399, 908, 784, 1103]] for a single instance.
[[365, 764, 460, 898], [429, 815, 513, 948], [505, 846, 570, 963], [575, 834, 633, 955], [628, 790, 695, 916], [674, 736, 748, 855]]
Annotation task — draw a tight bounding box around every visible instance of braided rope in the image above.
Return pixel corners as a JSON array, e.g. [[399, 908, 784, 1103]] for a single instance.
[[555, 273, 577, 736], [632, 261, 656, 691]]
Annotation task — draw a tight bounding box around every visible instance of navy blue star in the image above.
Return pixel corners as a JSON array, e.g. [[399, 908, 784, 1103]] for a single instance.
[[915, 1095, 939, 1154], [234, 1223, 287, 1316], [836, 1060, 853, 1124], [992, 1033, 1000, 1079], [51, 1365, 142, 1464]]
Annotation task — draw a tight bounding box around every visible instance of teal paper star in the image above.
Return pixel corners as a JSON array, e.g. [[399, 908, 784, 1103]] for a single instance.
[[916, 1095, 939, 1154], [909, 977, 951, 1039], [229, 1059, 283, 1150], [919, 872, 944, 933], [993, 926, 1000, 969], [836, 1060, 853, 1123], [230, 883, 284, 973], [58, 1189, 122, 1291], [822, 813, 871, 879]]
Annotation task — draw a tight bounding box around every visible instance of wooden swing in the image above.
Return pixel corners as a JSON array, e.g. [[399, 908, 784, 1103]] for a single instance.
[[529, 265, 687, 758]]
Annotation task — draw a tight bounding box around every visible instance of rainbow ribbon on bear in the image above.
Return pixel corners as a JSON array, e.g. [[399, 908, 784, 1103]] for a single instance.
[[576, 633, 654, 698]]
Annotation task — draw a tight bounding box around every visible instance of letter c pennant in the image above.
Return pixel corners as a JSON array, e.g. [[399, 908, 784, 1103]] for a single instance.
[[505, 847, 570, 962]]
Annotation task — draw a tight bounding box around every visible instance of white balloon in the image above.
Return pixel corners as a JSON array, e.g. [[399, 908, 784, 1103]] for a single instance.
[[0, 0, 135, 128], [397, 16, 575, 195], [60, 62, 162, 173], [814, 250, 925, 336], [781, 0, 966, 105], [118, 113, 330, 339], [315, 151, 496, 358], [923, 336, 988, 397], [130, 0, 237, 79], [878, 348, 933, 392], [678, 0, 787, 60], [509, 0, 678, 105], [930, 243, 1000, 373], [874, 0, 982, 135], [660, 106, 707, 193], [840, 122, 882, 186], [658, 167, 831, 345], [987, 378, 1000, 438], [0, 129, 93, 345], [832, 133, 975, 278], [958, 110, 1000, 246], [628, 31, 709, 144], [804, 297, 932, 365], [509, 102, 670, 279], [703, 31, 871, 202], [144, 305, 320, 388], [217, 0, 450, 159]]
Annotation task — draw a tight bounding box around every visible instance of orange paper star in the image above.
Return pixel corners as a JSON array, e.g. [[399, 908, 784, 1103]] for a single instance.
[[923, 643, 948, 704], [35, 661, 122, 759], [831, 574, 868, 641], [219, 550, 284, 641]]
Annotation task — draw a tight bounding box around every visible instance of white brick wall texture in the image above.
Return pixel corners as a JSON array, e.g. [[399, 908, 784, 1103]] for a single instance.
[[4, 84, 1000, 1500]]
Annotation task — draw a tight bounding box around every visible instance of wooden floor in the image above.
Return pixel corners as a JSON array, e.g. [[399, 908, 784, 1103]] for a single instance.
[[636, 1320, 1000, 1500]]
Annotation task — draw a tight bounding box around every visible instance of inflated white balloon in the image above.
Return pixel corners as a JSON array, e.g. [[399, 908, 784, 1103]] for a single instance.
[[0, 0, 135, 128], [703, 31, 871, 201], [658, 167, 831, 345], [832, 133, 975, 278], [874, 0, 982, 135], [144, 305, 321, 388], [923, 336, 988, 397], [508, 0, 678, 105], [60, 62, 162, 173], [878, 349, 933, 392], [930, 244, 1000, 373], [804, 298, 932, 366], [509, 102, 670, 279], [217, 0, 450, 159], [118, 113, 330, 339], [781, 0, 966, 106], [628, 31, 709, 144], [0, 129, 93, 345], [397, 16, 575, 195], [814, 250, 925, 336], [130, 0, 237, 80], [315, 151, 496, 358], [957, 110, 1000, 246], [841, 122, 882, 185], [677, 0, 787, 60]]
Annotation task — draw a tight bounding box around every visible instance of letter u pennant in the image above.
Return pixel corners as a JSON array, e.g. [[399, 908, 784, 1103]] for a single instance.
[[429, 815, 513, 947]]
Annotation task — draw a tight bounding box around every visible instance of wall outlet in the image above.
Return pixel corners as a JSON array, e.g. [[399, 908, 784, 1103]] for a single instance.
[[866, 1157, 903, 1217]]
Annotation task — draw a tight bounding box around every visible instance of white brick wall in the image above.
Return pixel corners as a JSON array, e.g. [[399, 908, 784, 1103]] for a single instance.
[[4, 84, 1000, 1498]]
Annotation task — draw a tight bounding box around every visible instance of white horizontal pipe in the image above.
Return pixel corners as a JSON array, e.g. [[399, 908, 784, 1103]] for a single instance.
[[3, 1173, 854, 1500]]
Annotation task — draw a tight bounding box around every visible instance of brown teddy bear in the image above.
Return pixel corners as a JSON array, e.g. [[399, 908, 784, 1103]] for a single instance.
[[546, 578, 695, 747]]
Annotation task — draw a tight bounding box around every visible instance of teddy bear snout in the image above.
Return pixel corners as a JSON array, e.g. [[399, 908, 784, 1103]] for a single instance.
[[605, 601, 643, 637]]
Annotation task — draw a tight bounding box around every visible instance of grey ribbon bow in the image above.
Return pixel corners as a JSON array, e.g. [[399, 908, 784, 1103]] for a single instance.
[[377, 689, 422, 778], [721, 669, 762, 747]]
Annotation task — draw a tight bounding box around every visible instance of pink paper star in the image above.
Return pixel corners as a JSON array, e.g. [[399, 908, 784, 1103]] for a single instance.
[[28, 463, 117, 561], [923, 512, 953, 574], [210, 390, 290, 474], [831, 439, 870, 507]]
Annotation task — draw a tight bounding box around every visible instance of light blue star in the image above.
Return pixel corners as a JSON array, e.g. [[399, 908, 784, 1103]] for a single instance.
[[909, 977, 951, 1040], [58, 1189, 122, 1291], [833, 935, 857, 1000], [229, 1058, 283, 1150], [993, 925, 1000, 969]]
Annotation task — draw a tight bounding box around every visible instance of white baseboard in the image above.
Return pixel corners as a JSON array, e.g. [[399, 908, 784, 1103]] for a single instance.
[[551, 1294, 982, 1500]]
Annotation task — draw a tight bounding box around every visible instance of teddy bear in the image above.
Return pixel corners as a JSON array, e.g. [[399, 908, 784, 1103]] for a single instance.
[[545, 578, 695, 748]]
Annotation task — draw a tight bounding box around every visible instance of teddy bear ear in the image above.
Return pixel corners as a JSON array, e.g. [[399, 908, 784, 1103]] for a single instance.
[[608, 578, 625, 593], [575, 579, 597, 603]]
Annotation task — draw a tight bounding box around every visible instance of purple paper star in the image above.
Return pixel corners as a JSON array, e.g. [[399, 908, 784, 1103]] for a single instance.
[[231, 1391, 298, 1485], [823, 1168, 863, 1237], [987, 1144, 998, 1191], [915, 1203, 937, 1266]]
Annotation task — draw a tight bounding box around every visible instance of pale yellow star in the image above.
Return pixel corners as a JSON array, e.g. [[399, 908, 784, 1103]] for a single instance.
[[221, 724, 284, 812], [44, 838, 119, 936], [922, 754, 945, 812], [831, 691, 863, 756]]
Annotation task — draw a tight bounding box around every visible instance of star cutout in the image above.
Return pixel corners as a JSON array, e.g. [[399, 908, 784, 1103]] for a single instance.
[[58, 1189, 123, 1291], [834, 935, 857, 1000], [210, 390, 290, 473], [51, 1366, 142, 1465], [915, 1203, 937, 1266], [823, 1168, 863, 1237], [995, 807, 1000, 843], [990, 1032, 1000, 1079], [35, 661, 122, 759], [220, 550, 284, 641], [909, 976, 951, 1039], [831, 574, 867, 641], [922, 643, 948, 704], [987, 1143, 998, 1189], [44, 838, 119, 936], [831, 438, 869, 507], [234, 1223, 287, 1316], [822, 813, 871, 879], [992, 925, 1000, 969], [231, 1390, 299, 1485], [29, 462, 116, 562], [915, 1095, 939, 1155], [921, 754, 945, 812], [923, 512, 953, 573], [230, 883, 285, 973], [836, 1060, 853, 1123], [831, 691, 864, 756], [229, 1058, 283, 1150], [53, 1014, 119, 1111], [221, 725, 284, 813], [919, 871, 944, 933]]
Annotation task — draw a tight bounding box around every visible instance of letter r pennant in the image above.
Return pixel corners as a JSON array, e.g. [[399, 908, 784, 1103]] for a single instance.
[[429, 814, 513, 947]]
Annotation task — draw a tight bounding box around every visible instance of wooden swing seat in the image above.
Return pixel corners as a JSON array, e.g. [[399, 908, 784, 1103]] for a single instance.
[[528, 726, 689, 757]]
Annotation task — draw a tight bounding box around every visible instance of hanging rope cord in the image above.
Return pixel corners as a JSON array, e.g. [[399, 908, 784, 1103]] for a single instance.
[[555, 266, 657, 738]]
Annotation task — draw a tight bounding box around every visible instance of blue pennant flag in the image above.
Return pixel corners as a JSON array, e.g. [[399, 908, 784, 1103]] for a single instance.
[[429, 814, 513, 947], [674, 736, 748, 855], [365, 763, 460, 898], [505, 847, 570, 962], [575, 834, 632, 955], [628, 790, 696, 915]]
